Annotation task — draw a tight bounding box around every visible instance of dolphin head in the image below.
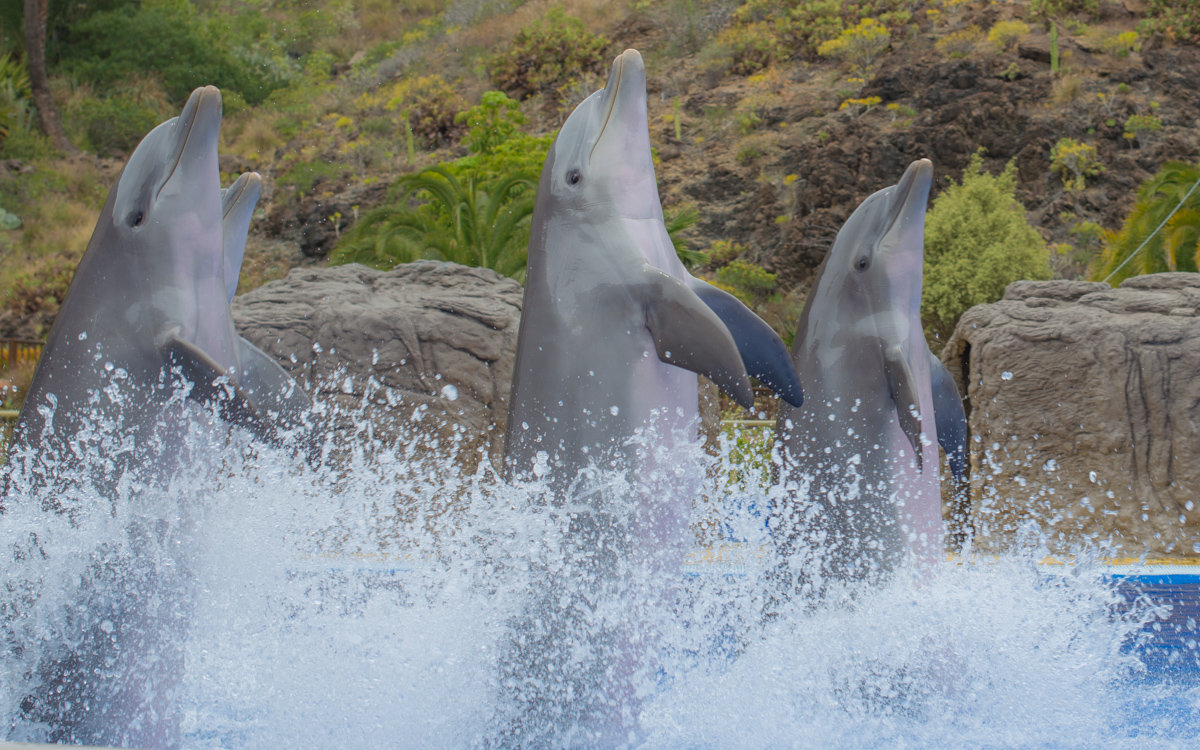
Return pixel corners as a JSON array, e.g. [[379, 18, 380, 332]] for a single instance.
[[106, 86, 223, 290], [537, 49, 661, 222], [221, 172, 263, 303], [825, 159, 932, 324]]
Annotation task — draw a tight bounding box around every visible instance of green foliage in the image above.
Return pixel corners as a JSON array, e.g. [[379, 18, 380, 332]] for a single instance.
[[1050, 138, 1103, 192], [714, 260, 778, 306], [455, 91, 524, 155], [665, 205, 704, 267], [1123, 110, 1163, 147], [1100, 30, 1141, 56], [715, 21, 784, 75], [72, 95, 164, 156], [330, 166, 536, 280], [936, 25, 983, 59], [923, 150, 1051, 339], [277, 159, 344, 198], [987, 20, 1030, 51], [817, 17, 891, 77], [58, 0, 286, 106], [0, 206, 19, 230], [488, 9, 611, 100], [1140, 0, 1200, 41], [1094, 160, 1200, 284], [1030, 0, 1099, 19], [386, 75, 467, 148], [0, 54, 31, 148]]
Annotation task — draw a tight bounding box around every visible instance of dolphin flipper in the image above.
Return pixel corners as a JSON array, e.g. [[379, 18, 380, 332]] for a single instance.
[[882, 344, 923, 472], [639, 268, 755, 409], [235, 336, 313, 423], [689, 279, 803, 407], [927, 350, 967, 482], [160, 331, 280, 445]]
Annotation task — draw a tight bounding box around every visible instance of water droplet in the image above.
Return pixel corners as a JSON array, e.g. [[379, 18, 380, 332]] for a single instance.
[[609, 405, 619, 416], [440, 384, 458, 401], [104, 361, 114, 372], [100, 620, 114, 634], [1001, 371, 1013, 381], [77, 331, 87, 341]]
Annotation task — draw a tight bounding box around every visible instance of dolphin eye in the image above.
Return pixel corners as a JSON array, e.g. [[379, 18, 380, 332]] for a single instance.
[[126, 210, 145, 228], [855, 255, 870, 271], [566, 168, 582, 186]]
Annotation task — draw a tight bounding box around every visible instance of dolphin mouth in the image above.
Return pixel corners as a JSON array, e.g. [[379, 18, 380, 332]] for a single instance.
[[883, 159, 932, 238], [222, 172, 262, 221], [590, 49, 643, 163], [156, 86, 222, 202]]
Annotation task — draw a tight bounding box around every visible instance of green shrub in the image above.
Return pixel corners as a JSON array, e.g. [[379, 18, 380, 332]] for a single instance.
[[385, 75, 466, 148], [277, 159, 344, 198], [1140, 0, 1200, 41], [1123, 110, 1163, 147], [488, 9, 611, 100], [73, 96, 164, 156], [1094, 160, 1200, 284], [935, 25, 984, 59], [987, 20, 1030, 51], [59, 0, 285, 105], [818, 17, 891, 76], [1030, 0, 1099, 18], [455, 91, 524, 156], [714, 259, 778, 306], [1050, 138, 1104, 192], [923, 150, 1051, 339]]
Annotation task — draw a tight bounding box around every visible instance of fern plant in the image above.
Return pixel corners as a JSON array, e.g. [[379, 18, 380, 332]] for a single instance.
[[331, 166, 536, 281]]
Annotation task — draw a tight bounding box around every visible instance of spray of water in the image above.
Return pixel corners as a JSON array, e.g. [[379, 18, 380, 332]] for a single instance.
[[2, 380, 1197, 747]]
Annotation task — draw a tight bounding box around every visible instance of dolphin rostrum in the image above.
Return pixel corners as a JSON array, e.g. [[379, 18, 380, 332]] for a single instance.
[[772, 159, 967, 588], [497, 49, 801, 745], [8, 87, 300, 749]]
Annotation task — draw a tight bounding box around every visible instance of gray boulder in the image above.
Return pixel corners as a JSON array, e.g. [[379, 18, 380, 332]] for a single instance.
[[231, 261, 523, 467], [941, 273, 1200, 558]]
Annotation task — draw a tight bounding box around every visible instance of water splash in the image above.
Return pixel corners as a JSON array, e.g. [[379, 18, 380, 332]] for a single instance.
[[2, 392, 1196, 747]]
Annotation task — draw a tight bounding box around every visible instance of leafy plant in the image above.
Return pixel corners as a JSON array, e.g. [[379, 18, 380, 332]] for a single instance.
[[935, 25, 983, 59], [1100, 30, 1140, 56], [455, 91, 524, 155], [1093, 160, 1200, 284], [330, 166, 536, 280], [987, 20, 1030, 51], [1050, 138, 1104, 192], [72, 95, 164, 156], [0, 54, 32, 149], [923, 150, 1051, 340], [488, 9, 611, 101], [714, 260, 778, 307], [386, 75, 467, 148], [817, 17, 891, 78], [1140, 0, 1200, 42], [1123, 109, 1163, 147]]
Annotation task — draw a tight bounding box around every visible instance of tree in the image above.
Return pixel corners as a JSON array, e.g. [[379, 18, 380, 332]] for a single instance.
[[1093, 160, 1200, 285], [23, 0, 74, 153], [923, 150, 1051, 341]]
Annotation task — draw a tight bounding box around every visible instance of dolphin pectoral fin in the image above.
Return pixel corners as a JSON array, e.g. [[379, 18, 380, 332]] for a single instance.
[[883, 345, 923, 472], [928, 349, 967, 482], [639, 268, 754, 408], [235, 336, 313, 421], [160, 332, 275, 442], [688, 278, 803, 407]]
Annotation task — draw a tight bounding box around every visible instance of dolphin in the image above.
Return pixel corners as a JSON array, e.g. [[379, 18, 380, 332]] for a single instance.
[[8, 87, 296, 749], [772, 159, 967, 588], [219, 172, 315, 447], [497, 49, 801, 744], [503, 48, 801, 484]]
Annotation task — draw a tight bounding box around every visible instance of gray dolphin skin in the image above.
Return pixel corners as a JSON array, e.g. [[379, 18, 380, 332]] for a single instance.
[[503, 48, 801, 484], [9, 87, 307, 749], [773, 159, 966, 587], [219, 172, 315, 447], [498, 48, 800, 745]]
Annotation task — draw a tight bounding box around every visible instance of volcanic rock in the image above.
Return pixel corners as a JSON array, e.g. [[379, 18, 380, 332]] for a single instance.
[[231, 261, 523, 467], [941, 273, 1200, 557]]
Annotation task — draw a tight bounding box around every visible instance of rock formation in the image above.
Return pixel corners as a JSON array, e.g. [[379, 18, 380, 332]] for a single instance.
[[231, 261, 523, 467], [942, 273, 1200, 558]]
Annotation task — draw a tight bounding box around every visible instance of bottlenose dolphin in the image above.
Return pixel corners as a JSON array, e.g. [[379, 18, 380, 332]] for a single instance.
[[503, 48, 800, 483], [498, 49, 801, 745], [9, 87, 296, 749], [220, 172, 315, 445], [772, 159, 967, 587]]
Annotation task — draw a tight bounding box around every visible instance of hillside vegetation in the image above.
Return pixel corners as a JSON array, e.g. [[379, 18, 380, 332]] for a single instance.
[[1, 0, 1199, 346]]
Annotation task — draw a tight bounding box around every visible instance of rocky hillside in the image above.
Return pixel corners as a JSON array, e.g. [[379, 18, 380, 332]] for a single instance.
[[1, 0, 1198, 340]]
